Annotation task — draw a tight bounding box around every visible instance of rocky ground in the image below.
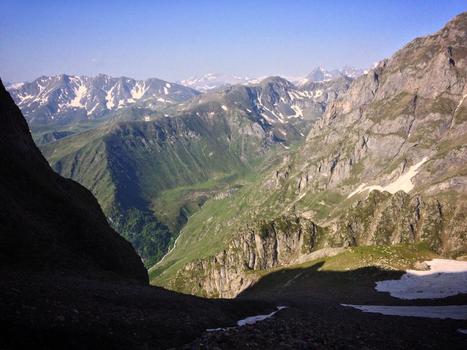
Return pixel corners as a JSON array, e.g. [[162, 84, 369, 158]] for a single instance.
[[2, 264, 466, 349], [0, 270, 271, 350], [183, 265, 467, 349], [186, 304, 466, 349]]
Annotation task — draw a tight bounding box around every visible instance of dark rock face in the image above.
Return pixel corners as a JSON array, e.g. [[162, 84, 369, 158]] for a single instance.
[[0, 79, 148, 283]]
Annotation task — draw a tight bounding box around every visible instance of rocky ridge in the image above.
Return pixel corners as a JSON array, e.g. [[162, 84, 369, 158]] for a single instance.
[[154, 12, 467, 297], [179, 75, 353, 145], [6, 74, 199, 124], [39, 74, 352, 266]]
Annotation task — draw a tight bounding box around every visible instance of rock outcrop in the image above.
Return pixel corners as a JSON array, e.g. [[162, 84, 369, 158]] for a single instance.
[[171, 189, 466, 297], [170, 216, 321, 297]]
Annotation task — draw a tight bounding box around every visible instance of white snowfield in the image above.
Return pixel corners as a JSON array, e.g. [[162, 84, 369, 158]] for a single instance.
[[342, 259, 467, 320], [376, 259, 467, 300], [341, 304, 467, 320], [347, 157, 428, 198], [69, 84, 87, 108]]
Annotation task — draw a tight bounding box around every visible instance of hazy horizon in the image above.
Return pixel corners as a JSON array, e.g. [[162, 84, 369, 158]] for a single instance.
[[1, 0, 466, 83]]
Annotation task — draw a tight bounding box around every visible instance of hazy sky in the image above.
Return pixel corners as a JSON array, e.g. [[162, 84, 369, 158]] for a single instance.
[[1, 0, 466, 83]]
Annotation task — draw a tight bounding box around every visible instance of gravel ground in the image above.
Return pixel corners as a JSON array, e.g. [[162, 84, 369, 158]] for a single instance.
[[1, 266, 466, 349], [0, 270, 271, 350], [183, 265, 467, 349]]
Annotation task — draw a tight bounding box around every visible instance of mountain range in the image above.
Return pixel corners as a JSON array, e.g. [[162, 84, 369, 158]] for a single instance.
[[295, 66, 365, 85], [0, 78, 275, 349], [6, 14, 467, 282], [37, 74, 352, 266], [151, 12, 467, 297], [6, 68, 360, 126], [6, 74, 199, 124], [178, 67, 365, 92], [179, 73, 255, 91], [1, 11, 467, 350]]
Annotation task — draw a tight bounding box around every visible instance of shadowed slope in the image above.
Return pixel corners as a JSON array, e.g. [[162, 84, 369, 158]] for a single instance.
[[0, 79, 147, 282]]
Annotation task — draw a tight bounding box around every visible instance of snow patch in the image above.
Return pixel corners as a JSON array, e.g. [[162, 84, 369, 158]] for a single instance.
[[17, 93, 34, 103], [341, 304, 467, 320], [261, 113, 275, 124], [131, 82, 148, 100], [206, 306, 287, 332], [106, 85, 116, 109], [237, 306, 287, 326], [314, 89, 323, 98], [7, 82, 25, 90], [69, 84, 87, 108], [347, 157, 428, 198], [290, 105, 303, 118], [375, 259, 467, 300], [256, 96, 285, 123]]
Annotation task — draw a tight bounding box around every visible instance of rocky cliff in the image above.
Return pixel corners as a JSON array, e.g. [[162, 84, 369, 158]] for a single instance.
[[170, 216, 320, 297], [170, 189, 466, 297]]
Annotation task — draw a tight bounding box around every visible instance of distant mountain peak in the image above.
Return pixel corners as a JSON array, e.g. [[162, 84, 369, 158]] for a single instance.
[[179, 73, 255, 92], [296, 66, 365, 86], [6, 74, 200, 124]]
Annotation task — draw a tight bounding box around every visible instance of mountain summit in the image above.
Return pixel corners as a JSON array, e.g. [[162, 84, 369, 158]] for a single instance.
[[179, 73, 254, 91], [295, 66, 365, 85], [6, 74, 199, 124]]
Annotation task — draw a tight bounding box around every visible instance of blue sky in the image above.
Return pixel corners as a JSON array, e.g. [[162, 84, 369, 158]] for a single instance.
[[1, 0, 466, 82]]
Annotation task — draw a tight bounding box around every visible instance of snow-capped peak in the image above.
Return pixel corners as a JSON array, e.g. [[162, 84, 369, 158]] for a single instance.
[[7, 74, 199, 124], [295, 66, 365, 86], [179, 73, 256, 92]]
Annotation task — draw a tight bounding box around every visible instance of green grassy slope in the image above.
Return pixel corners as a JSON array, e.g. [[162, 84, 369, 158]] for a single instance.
[[40, 106, 286, 266], [150, 14, 467, 292]]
